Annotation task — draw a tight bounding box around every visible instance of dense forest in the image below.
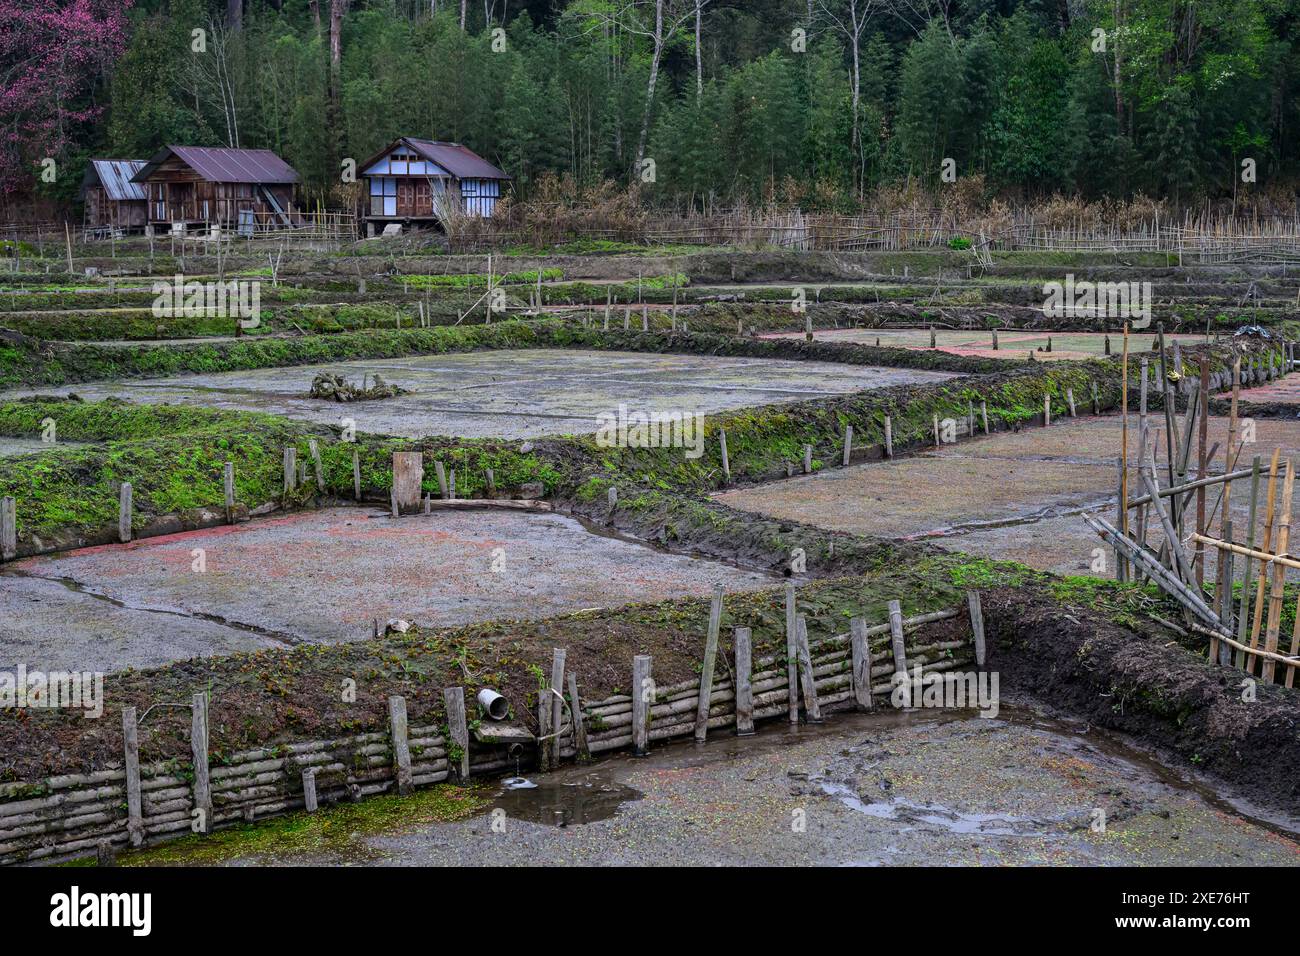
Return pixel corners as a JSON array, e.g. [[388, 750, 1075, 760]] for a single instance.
[[3, 0, 1299, 216]]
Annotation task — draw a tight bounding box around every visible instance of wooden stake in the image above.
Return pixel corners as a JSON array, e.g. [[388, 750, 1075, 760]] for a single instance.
[[352, 450, 361, 501], [843, 425, 853, 466], [549, 648, 566, 768], [118, 482, 132, 544], [191, 692, 212, 834], [694, 585, 723, 742], [850, 617, 873, 711], [302, 769, 318, 813], [223, 462, 235, 524], [734, 627, 755, 734], [1, 495, 16, 561], [785, 581, 799, 723], [122, 707, 143, 846], [968, 591, 986, 668], [388, 695, 413, 795], [719, 429, 730, 483], [443, 687, 470, 780], [309, 439, 325, 492], [632, 655, 652, 755], [567, 671, 590, 758], [888, 599, 907, 673], [884, 415, 893, 457], [795, 615, 822, 722]]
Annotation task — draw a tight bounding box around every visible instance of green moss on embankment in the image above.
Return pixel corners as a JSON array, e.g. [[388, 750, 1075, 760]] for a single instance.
[[0, 319, 562, 388]]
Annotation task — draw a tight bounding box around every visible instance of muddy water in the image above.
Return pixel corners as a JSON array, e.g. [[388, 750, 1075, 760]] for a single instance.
[[155, 697, 1299, 867]]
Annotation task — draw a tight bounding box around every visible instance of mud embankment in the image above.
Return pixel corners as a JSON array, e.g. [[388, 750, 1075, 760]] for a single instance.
[[984, 586, 1300, 815]]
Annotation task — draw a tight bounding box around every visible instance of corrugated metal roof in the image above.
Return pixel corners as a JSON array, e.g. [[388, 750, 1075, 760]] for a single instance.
[[405, 139, 510, 180], [132, 146, 300, 185], [86, 160, 147, 201]]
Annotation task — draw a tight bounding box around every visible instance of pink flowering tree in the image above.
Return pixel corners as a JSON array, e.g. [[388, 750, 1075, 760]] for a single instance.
[[0, 0, 132, 200]]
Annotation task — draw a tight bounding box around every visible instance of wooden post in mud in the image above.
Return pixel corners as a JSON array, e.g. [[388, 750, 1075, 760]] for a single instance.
[[121, 707, 143, 846], [785, 582, 799, 723], [352, 450, 361, 501], [803, 444, 813, 474], [632, 655, 652, 756], [1, 496, 16, 561], [548, 648, 567, 768], [967, 591, 986, 669], [223, 462, 235, 524], [537, 682, 552, 772], [1091, 381, 1099, 415], [388, 695, 413, 796], [795, 615, 822, 722], [991, 329, 998, 350], [623, 307, 630, 331], [443, 687, 470, 781], [118, 482, 132, 543], [302, 769, 318, 813], [191, 692, 212, 834], [567, 671, 590, 758], [695, 585, 724, 743], [719, 429, 731, 483], [433, 460, 448, 499], [392, 452, 424, 515], [888, 599, 907, 674], [843, 425, 853, 466], [1067, 388, 1077, 417], [309, 439, 325, 492], [980, 401, 989, 434], [1043, 393, 1051, 428], [282, 446, 296, 499], [805, 313, 813, 342], [933, 414, 940, 447], [850, 617, 873, 711], [884, 416, 893, 457], [734, 627, 755, 735]]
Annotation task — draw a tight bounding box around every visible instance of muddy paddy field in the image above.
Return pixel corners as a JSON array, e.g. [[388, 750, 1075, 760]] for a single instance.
[[2, 243, 1299, 868]]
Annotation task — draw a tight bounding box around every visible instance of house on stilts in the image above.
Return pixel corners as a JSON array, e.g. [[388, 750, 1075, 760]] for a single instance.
[[130, 145, 301, 236], [359, 137, 509, 236]]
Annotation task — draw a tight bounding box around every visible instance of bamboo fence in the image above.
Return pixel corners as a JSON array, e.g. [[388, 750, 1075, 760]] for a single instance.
[[0, 600, 980, 866], [1084, 336, 1300, 684]]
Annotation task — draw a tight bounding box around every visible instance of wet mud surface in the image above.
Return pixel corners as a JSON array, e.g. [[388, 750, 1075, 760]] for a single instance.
[[0, 348, 957, 439], [719, 413, 1300, 581], [148, 700, 1299, 867], [0, 506, 776, 672]]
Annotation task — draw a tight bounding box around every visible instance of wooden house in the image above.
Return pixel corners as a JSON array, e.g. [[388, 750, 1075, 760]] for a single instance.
[[359, 138, 509, 235], [79, 160, 147, 235], [130, 146, 300, 234]]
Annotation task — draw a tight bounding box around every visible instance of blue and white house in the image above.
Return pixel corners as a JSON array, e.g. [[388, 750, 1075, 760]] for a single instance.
[[358, 137, 510, 234]]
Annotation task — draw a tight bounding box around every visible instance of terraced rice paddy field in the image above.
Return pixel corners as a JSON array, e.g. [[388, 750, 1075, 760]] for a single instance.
[[2, 240, 1299, 869]]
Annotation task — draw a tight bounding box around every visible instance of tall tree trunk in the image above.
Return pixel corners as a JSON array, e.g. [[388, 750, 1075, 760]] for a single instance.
[[460, 0, 467, 29], [694, 0, 703, 98], [633, 0, 666, 181], [328, 0, 349, 184]]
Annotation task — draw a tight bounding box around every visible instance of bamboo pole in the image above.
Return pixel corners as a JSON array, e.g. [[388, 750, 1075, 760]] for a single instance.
[[1248, 449, 1283, 659], [1262, 460, 1295, 683], [1120, 323, 1130, 581], [1235, 456, 1262, 669]]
